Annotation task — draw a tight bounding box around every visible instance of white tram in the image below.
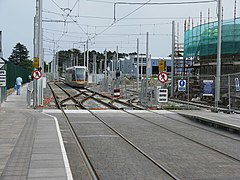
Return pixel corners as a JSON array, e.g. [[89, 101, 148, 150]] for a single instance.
[[65, 66, 88, 88]]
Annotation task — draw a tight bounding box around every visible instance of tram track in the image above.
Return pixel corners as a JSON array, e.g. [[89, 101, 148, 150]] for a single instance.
[[48, 81, 240, 179], [48, 82, 178, 179]]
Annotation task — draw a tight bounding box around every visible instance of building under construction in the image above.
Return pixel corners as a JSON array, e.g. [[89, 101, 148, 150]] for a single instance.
[[183, 17, 240, 76]]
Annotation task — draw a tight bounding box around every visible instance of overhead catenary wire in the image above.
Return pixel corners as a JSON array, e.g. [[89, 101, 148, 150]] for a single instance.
[[43, 0, 219, 59]]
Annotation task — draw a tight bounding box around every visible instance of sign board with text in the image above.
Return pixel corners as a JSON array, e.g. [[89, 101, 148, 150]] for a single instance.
[[157, 87, 168, 103], [203, 80, 213, 96], [0, 57, 5, 69], [0, 75, 6, 86]]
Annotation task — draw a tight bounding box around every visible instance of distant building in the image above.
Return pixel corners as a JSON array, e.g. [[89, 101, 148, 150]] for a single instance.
[[119, 54, 177, 77]]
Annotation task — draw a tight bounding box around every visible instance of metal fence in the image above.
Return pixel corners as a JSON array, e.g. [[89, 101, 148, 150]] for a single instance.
[[5, 61, 32, 89], [171, 73, 240, 112], [99, 72, 240, 112]]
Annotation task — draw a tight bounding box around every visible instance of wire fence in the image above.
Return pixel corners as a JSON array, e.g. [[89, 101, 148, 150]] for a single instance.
[[99, 72, 240, 112]]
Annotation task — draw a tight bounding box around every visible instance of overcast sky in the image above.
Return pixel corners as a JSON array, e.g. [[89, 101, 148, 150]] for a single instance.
[[0, 0, 239, 63]]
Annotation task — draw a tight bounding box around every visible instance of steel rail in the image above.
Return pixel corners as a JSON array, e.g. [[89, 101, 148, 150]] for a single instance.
[[54, 82, 87, 109], [123, 109, 240, 163], [87, 109, 179, 180], [53, 82, 179, 179], [148, 109, 240, 143], [48, 82, 99, 180], [84, 87, 143, 110]]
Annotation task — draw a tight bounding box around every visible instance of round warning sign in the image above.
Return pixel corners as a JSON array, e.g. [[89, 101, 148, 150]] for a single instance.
[[32, 70, 42, 80], [158, 72, 168, 83]]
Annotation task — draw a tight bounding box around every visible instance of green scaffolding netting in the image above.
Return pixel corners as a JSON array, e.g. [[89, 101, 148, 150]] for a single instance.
[[184, 18, 240, 58]]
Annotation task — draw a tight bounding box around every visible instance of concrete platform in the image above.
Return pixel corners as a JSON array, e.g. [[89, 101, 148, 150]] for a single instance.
[[0, 84, 72, 180], [176, 110, 240, 132]]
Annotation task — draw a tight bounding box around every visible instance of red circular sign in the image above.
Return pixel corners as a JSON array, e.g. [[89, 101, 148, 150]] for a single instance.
[[158, 72, 168, 83], [32, 70, 42, 80]]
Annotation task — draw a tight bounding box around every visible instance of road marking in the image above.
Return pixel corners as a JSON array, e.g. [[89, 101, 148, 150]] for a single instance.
[[42, 112, 73, 180]]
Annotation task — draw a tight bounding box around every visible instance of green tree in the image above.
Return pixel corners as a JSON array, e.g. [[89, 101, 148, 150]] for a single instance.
[[9, 43, 33, 71]]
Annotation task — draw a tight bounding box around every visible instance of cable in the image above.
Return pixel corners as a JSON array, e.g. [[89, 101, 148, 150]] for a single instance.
[[114, 0, 217, 6], [86, 0, 113, 3], [90, 0, 152, 41]]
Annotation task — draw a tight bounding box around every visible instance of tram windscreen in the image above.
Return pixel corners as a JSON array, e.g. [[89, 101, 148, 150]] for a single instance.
[[76, 68, 85, 80]]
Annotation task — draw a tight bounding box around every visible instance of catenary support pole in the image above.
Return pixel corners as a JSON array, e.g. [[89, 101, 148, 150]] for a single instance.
[[145, 32, 149, 100], [86, 39, 89, 72], [215, 0, 222, 107], [84, 44, 86, 66], [171, 21, 175, 97], [137, 38, 139, 91], [38, 0, 43, 105]]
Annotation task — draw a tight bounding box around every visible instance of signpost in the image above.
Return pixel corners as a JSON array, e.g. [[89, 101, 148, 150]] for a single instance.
[[158, 72, 168, 83], [178, 79, 186, 91], [156, 86, 168, 103], [32, 70, 42, 80]]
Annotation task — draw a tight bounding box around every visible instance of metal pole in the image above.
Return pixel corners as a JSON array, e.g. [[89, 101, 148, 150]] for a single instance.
[[116, 45, 119, 70], [141, 56, 143, 79], [56, 51, 59, 80], [86, 39, 89, 72], [171, 21, 175, 97], [228, 75, 231, 111], [38, 0, 43, 105], [137, 38, 139, 91], [104, 50, 107, 76], [93, 53, 96, 83], [76, 53, 79, 66], [100, 60, 102, 74], [33, 14, 38, 108], [146, 32, 149, 99], [83, 44, 86, 66], [104, 50, 107, 91], [215, 0, 222, 107], [188, 76, 190, 110], [53, 49, 56, 80]]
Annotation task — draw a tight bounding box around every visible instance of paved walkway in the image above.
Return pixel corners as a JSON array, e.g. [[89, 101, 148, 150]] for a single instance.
[[0, 84, 72, 180]]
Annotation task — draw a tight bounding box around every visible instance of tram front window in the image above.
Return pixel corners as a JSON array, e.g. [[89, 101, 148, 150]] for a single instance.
[[76, 68, 85, 80]]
